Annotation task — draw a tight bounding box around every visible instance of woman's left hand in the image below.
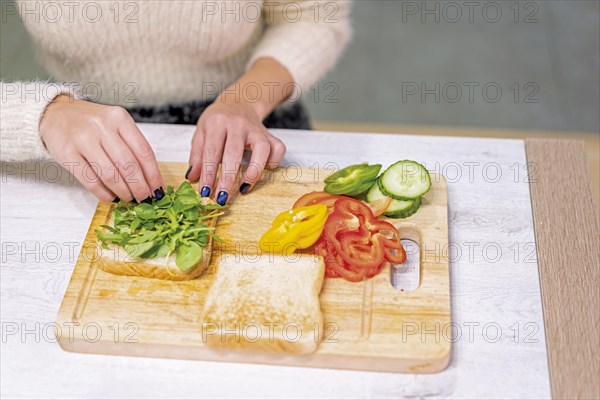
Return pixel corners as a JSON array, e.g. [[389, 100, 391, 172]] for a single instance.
[[186, 100, 286, 205]]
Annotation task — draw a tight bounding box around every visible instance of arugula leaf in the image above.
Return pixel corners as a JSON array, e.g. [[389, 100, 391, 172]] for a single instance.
[[134, 203, 156, 219], [155, 243, 170, 258], [124, 241, 156, 258], [130, 217, 141, 232], [175, 242, 203, 271], [96, 184, 224, 272], [100, 225, 119, 234], [173, 195, 200, 212], [155, 196, 173, 208], [176, 181, 196, 196], [128, 230, 158, 244]]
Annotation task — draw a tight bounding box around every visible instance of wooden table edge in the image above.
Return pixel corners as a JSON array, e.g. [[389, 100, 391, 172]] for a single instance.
[[311, 122, 600, 210], [525, 139, 600, 400]]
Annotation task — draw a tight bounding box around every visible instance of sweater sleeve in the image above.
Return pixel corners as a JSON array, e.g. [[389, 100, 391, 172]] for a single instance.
[[247, 0, 352, 100], [0, 81, 78, 162]]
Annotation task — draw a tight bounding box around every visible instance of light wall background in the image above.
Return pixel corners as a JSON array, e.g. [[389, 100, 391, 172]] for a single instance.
[[1, 0, 599, 133]]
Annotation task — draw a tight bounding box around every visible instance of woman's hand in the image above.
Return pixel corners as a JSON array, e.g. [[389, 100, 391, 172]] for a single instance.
[[40, 95, 164, 202], [185, 57, 293, 205], [185, 100, 286, 205]]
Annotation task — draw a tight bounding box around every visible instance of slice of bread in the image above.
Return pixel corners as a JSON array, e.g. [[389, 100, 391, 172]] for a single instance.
[[95, 203, 218, 281], [201, 254, 325, 355]]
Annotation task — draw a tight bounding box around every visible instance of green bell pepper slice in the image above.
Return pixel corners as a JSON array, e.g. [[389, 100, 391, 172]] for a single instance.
[[324, 163, 382, 196]]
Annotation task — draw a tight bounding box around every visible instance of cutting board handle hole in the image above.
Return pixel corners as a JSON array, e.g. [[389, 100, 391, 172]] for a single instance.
[[390, 239, 421, 291]]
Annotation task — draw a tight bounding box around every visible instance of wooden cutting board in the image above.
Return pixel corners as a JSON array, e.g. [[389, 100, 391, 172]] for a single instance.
[[56, 162, 450, 373]]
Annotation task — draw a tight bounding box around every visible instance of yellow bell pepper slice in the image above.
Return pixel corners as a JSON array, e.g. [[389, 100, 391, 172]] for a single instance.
[[259, 204, 328, 254]]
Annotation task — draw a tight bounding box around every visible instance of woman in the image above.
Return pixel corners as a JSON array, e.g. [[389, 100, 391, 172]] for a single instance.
[[1, 0, 351, 205]]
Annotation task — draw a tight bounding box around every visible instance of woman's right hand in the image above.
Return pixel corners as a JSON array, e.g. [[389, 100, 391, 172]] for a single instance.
[[39, 95, 164, 202]]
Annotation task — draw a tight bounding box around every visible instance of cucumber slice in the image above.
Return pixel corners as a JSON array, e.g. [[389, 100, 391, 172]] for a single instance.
[[366, 180, 422, 219], [384, 196, 421, 219], [379, 160, 431, 200], [366, 180, 388, 202]]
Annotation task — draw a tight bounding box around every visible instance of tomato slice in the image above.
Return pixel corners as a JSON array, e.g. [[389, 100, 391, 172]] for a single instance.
[[293, 191, 344, 209], [337, 230, 385, 270], [373, 220, 407, 264], [293, 191, 388, 218], [331, 196, 373, 219], [314, 239, 338, 277], [315, 236, 365, 281], [384, 246, 406, 264], [315, 197, 407, 281], [320, 198, 382, 279], [365, 196, 392, 217]]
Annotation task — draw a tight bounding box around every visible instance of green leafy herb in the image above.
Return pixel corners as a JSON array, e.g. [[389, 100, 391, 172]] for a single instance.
[[95, 182, 224, 271], [175, 242, 203, 272]]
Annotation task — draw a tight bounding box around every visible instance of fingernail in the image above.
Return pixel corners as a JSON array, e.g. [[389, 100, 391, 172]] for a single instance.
[[185, 165, 192, 180], [200, 186, 211, 198], [143, 196, 152, 203], [239, 182, 251, 195], [216, 191, 228, 206], [154, 186, 165, 200], [112, 197, 120, 203]]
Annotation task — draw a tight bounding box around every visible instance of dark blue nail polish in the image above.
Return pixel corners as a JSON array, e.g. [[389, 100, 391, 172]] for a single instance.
[[154, 186, 165, 200], [112, 197, 120, 203], [185, 165, 192, 180], [200, 186, 211, 197], [216, 191, 228, 206], [239, 182, 251, 195]]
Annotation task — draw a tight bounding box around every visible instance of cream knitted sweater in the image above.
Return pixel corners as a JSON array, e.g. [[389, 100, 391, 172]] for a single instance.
[[0, 0, 351, 162]]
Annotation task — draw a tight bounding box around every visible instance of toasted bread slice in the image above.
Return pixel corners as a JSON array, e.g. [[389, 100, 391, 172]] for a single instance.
[[201, 254, 325, 355], [95, 203, 218, 281]]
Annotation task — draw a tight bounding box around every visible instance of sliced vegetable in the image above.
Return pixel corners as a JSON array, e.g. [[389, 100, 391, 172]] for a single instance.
[[384, 197, 421, 219], [378, 160, 431, 200], [378, 224, 406, 265], [316, 197, 406, 281], [324, 163, 381, 196], [364, 182, 392, 217], [366, 180, 387, 203], [338, 227, 386, 270], [367, 180, 421, 219], [292, 191, 344, 209], [315, 237, 363, 281], [259, 204, 328, 254]]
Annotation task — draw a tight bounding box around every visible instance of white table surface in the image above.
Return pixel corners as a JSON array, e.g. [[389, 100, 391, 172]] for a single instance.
[[0, 124, 551, 399]]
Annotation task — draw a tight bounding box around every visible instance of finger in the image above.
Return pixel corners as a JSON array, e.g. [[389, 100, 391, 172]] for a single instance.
[[265, 135, 286, 169], [214, 130, 246, 204], [114, 111, 164, 198], [239, 134, 271, 195], [81, 143, 135, 202], [65, 155, 116, 202], [186, 126, 205, 182], [100, 133, 152, 202], [199, 126, 226, 198]]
